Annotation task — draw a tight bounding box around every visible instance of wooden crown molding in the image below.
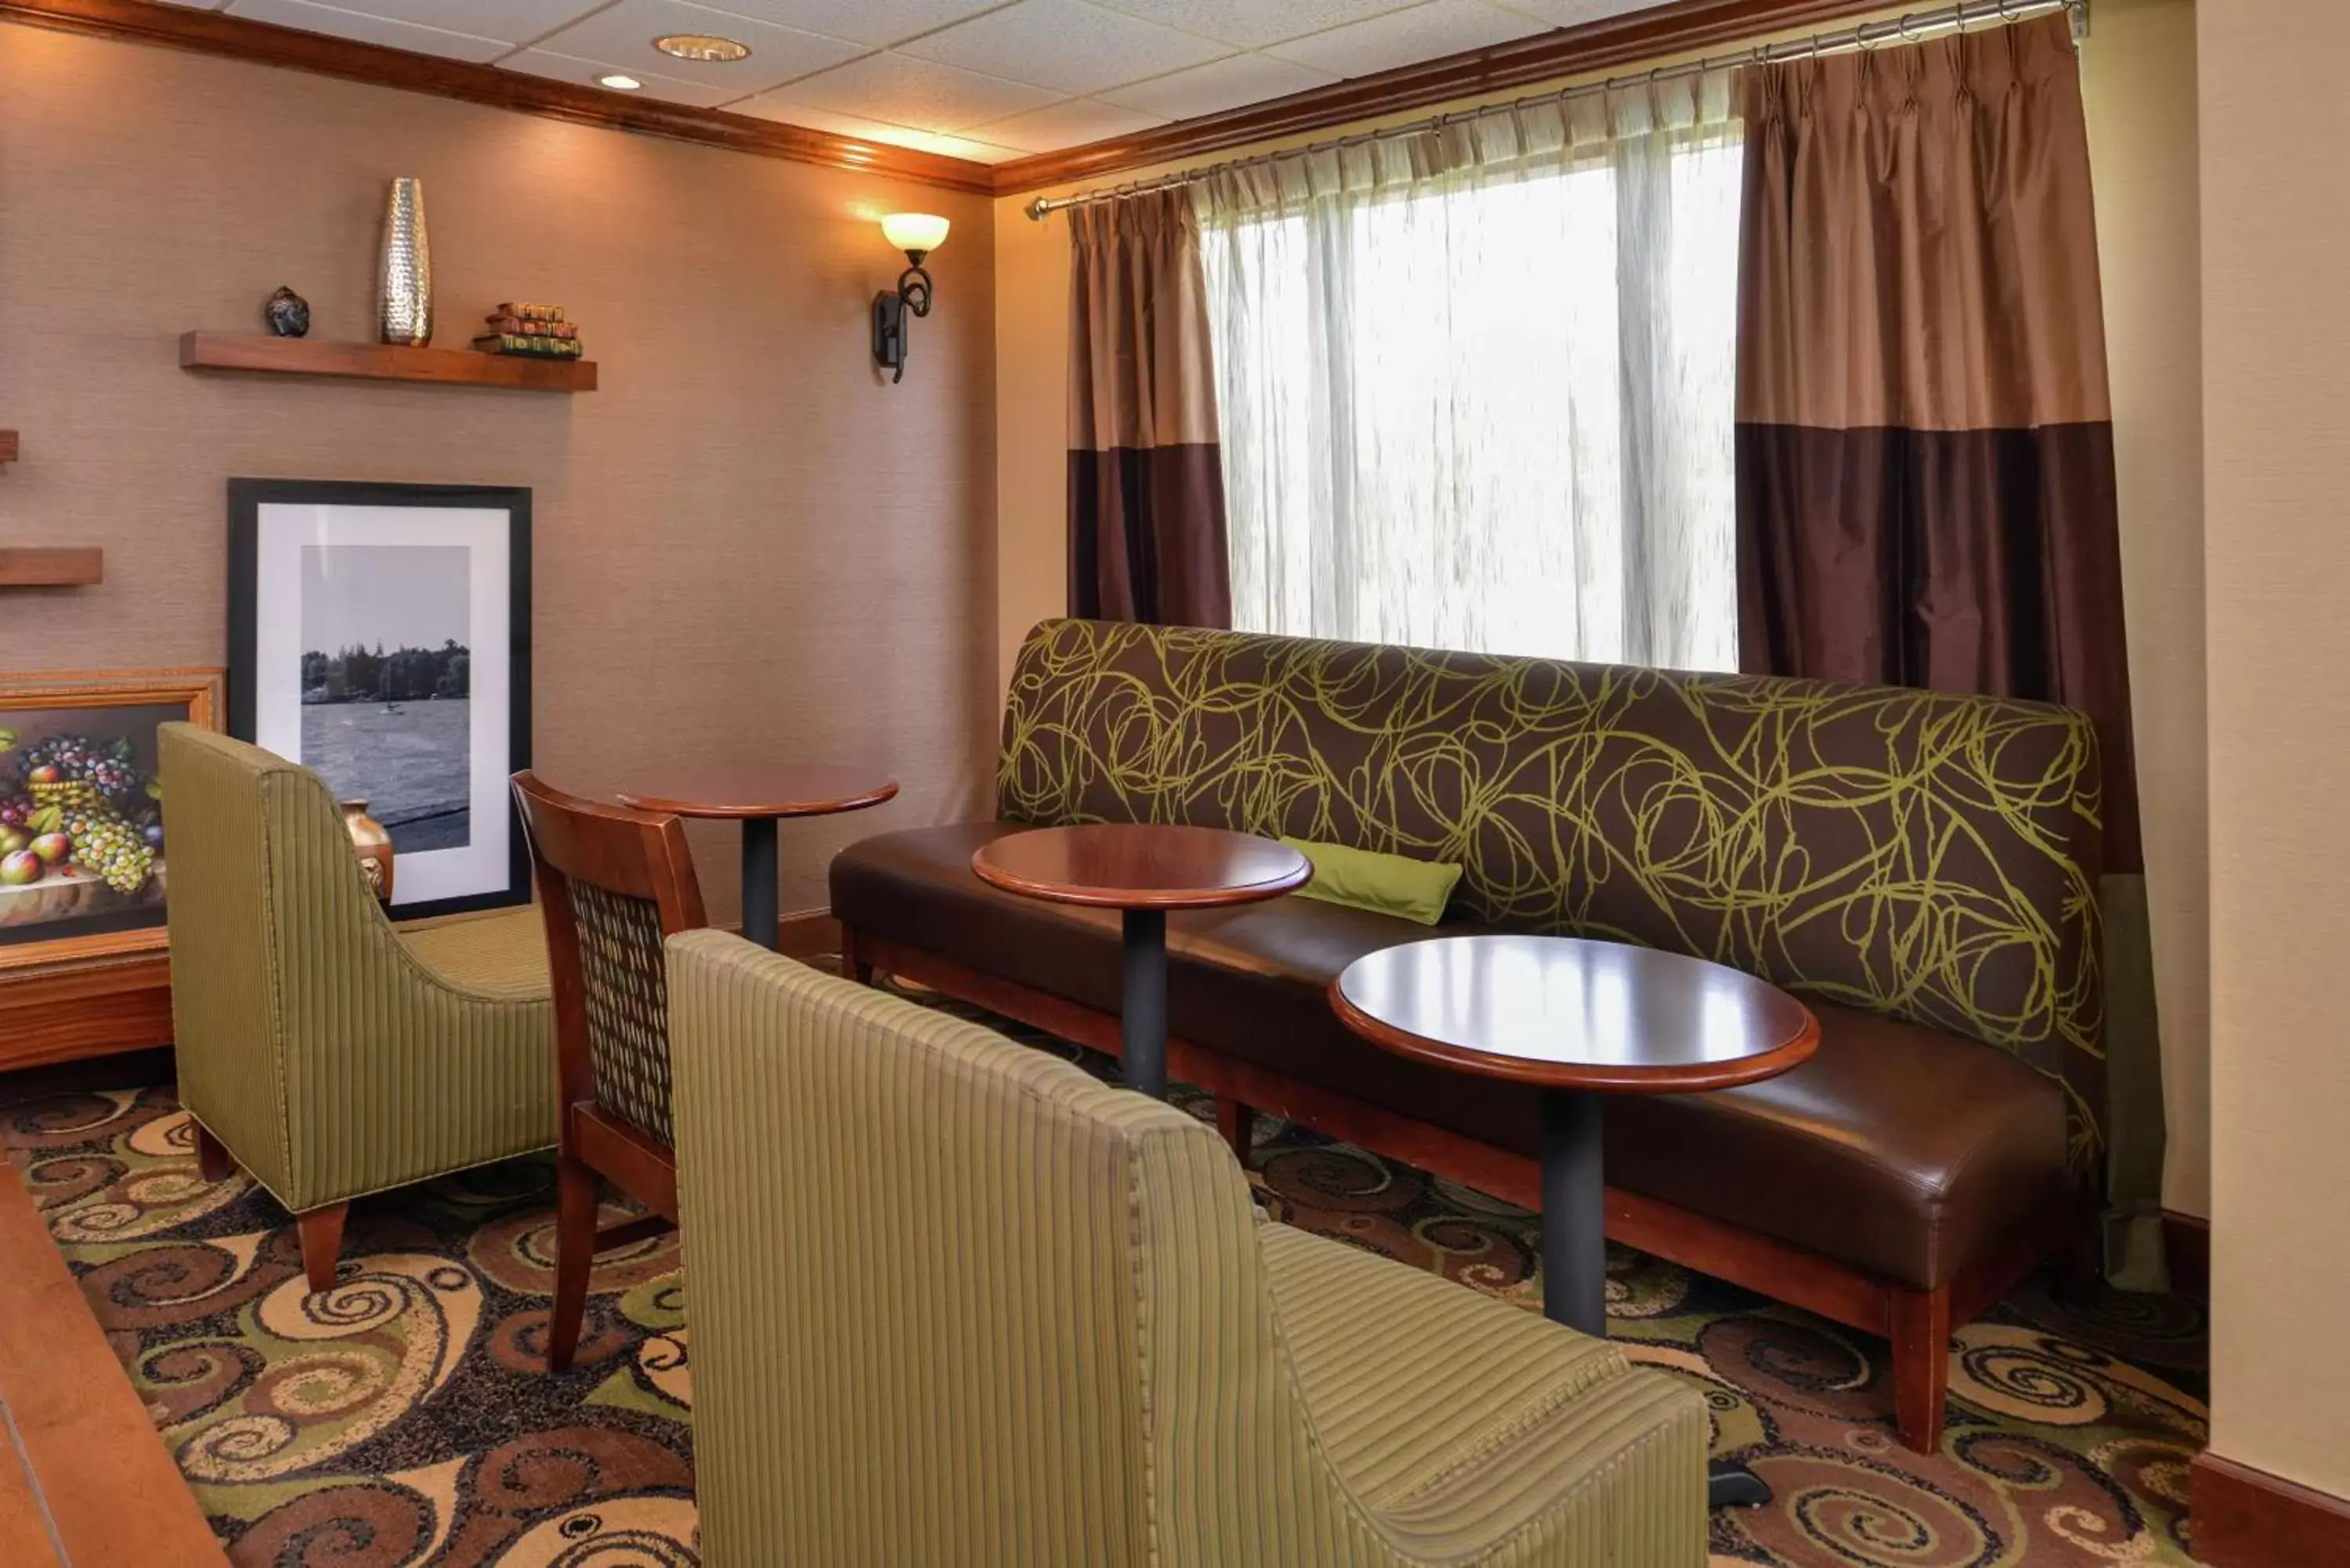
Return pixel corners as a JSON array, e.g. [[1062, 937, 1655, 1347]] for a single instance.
[[989, 0, 1890, 197], [2189, 1451, 2350, 1568], [20, 0, 1999, 210], [0, 0, 994, 194]]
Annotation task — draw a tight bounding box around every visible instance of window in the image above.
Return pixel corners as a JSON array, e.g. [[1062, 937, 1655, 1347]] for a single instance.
[[1197, 89, 1743, 670]]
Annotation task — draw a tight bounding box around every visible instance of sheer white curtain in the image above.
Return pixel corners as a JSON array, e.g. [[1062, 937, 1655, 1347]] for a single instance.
[[1196, 70, 1743, 670]]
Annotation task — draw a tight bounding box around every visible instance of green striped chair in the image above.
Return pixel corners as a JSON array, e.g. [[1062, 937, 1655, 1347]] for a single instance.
[[668, 929, 1708, 1567], [160, 724, 556, 1292]]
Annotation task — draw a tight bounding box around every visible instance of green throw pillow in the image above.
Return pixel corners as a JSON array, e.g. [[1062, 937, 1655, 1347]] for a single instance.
[[1280, 838, 1463, 926]]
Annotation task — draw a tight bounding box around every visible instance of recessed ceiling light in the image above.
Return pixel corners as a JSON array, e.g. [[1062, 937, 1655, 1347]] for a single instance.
[[598, 74, 642, 90], [652, 33, 750, 63]]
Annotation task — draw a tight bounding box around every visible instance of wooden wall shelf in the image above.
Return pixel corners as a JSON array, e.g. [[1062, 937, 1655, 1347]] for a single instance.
[[0, 547, 103, 587], [179, 332, 598, 392]]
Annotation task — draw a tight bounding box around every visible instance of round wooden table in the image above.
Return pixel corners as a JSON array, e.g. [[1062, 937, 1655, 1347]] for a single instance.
[[971, 824, 1312, 1099], [1330, 934, 1817, 1509], [618, 765, 897, 951]]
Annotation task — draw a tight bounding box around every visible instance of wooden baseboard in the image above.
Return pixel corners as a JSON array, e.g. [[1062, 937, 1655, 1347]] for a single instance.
[[0, 1161, 226, 1563], [2191, 1451, 2350, 1567], [772, 909, 841, 962]]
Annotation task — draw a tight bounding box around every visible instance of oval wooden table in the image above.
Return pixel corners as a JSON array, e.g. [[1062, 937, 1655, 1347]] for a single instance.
[[618, 765, 897, 951], [1330, 934, 1818, 1510], [972, 824, 1312, 1099]]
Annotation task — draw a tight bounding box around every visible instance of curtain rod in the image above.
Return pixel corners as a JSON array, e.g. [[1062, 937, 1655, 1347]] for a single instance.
[[1025, 0, 2084, 219]]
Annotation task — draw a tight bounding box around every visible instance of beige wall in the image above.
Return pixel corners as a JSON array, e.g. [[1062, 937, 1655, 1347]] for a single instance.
[[2199, 0, 2350, 1498], [994, 13, 2217, 1213], [995, 191, 1070, 695], [0, 25, 999, 925], [2081, 0, 2208, 1219]]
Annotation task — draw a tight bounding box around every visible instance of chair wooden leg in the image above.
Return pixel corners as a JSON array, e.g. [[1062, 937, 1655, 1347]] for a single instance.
[[295, 1202, 349, 1295], [1891, 1283, 1952, 1454], [194, 1122, 233, 1183], [548, 1154, 597, 1373], [1216, 1097, 1257, 1165], [841, 926, 874, 986]]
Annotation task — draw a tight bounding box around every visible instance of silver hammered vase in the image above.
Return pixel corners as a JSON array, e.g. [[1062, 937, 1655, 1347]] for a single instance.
[[378, 177, 433, 346]]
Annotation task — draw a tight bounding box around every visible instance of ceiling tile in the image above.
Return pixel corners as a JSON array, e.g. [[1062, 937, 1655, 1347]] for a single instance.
[[530, 0, 867, 94], [969, 96, 1164, 154], [225, 0, 510, 61], [1086, 0, 1420, 49], [295, 0, 597, 45], [1495, 0, 1659, 22], [770, 51, 1062, 132], [919, 135, 1025, 164], [500, 49, 748, 107], [1265, 0, 1553, 78], [1096, 52, 1337, 119], [896, 0, 1231, 97], [691, 0, 1013, 49], [732, 97, 1023, 161], [1495, 0, 1664, 21]]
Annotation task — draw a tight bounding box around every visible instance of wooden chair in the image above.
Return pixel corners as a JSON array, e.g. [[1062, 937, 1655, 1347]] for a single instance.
[[511, 771, 708, 1371]]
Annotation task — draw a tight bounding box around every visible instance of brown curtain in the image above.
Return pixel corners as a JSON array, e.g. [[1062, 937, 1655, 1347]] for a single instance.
[[1066, 190, 1231, 628], [1735, 14, 2140, 872]]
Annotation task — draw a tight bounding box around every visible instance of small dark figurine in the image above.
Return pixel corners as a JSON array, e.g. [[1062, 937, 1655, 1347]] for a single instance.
[[264, 284, 311, 338]]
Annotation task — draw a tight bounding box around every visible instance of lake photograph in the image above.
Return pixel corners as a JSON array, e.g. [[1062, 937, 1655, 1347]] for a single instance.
[[299, 544, 472, 852]]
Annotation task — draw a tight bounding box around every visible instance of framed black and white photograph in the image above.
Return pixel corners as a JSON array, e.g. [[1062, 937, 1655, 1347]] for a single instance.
[[229, 479, 531, 919]]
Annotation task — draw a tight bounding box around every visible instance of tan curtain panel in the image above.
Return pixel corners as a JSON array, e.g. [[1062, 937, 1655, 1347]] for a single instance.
[[1066, 190, 1231, 628], [1734, 13, 2140, 872], [1735, 14, 2167, 1277]]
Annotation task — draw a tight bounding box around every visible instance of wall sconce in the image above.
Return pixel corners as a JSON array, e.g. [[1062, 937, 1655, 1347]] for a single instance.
[[872, 213, 949, 385]]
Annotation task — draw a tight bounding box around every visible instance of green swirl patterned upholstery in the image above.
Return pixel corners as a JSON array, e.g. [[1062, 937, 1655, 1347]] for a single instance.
[[668, 930, 1708, 1566], [568, 879, 674, 1147], [160, 725, 557, 1216], [999, 620, 2106, 1169]]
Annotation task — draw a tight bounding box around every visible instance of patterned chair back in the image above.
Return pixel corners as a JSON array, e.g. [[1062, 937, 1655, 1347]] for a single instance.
[[512, 772, 707, 1149], [998, 619, 2110, 1170]]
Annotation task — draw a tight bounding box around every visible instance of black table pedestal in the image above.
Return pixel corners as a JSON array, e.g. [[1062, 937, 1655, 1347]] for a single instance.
[[739, 817, 779, 952], [1121, 909, 1169, 1098], [1537, 1086, 1771, 1511]]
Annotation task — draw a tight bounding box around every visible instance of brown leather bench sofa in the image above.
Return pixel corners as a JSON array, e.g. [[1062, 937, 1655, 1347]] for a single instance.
[[833, 618, 2109, 1454]]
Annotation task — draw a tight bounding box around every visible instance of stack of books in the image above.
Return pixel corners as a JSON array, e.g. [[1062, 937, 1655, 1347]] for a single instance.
[[472, 302, 584, 360]]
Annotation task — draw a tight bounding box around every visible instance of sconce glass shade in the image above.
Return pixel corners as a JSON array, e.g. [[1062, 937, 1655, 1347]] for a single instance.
[[882, 213, 951, 255]]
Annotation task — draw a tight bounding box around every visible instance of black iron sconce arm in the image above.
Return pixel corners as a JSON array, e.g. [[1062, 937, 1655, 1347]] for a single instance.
[[872, 252, 935, 385]]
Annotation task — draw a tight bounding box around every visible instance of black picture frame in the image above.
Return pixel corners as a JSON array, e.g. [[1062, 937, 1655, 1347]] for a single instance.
[[227, 479, 532, 920]]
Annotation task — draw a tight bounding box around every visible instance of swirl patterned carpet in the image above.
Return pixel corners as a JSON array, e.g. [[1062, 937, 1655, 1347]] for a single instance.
[[2, 993, 2204, 1567]]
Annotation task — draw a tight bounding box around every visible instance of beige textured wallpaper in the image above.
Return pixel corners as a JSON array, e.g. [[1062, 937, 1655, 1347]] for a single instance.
[[2199, 0, 2350, 1500], [2080, 0, 2208, 1220], [0, 25, 998, 924]]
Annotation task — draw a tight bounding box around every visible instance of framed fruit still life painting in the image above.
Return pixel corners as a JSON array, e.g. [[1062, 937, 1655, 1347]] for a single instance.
[[0, 669, 225, 972]]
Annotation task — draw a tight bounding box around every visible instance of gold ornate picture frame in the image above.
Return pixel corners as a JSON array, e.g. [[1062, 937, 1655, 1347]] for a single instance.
[[0, 667, 226, 974]]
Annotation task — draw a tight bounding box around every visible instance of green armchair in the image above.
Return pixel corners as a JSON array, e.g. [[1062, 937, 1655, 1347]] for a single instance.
[[667, 930, 1708, 1567], [159, 724, 556, 1292]]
